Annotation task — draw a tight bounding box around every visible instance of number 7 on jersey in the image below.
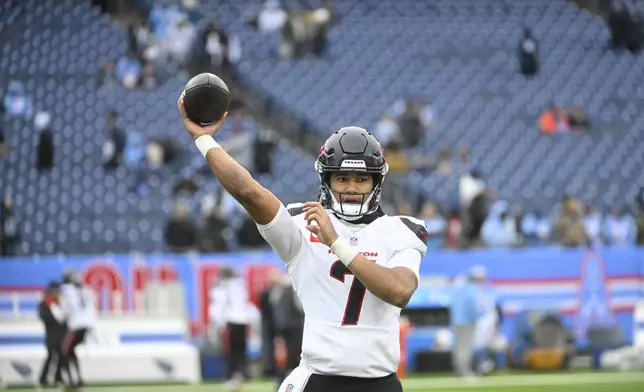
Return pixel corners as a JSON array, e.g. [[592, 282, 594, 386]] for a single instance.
[[329, 260, 368, 326]]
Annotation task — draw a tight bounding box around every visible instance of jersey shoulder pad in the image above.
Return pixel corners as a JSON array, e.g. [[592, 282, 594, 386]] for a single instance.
[[397, 215, 429, 245], [286, 202, 305, 217]]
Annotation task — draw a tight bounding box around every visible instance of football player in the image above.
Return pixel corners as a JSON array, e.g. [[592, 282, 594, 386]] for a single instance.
[[178, 96, 428, 392], [59, 271, 96, 389]]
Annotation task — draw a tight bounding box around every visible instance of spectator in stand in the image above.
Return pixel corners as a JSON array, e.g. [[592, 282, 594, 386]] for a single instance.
[[253, 128, 277, 176], [434, 146, 452, 175], [164, 199, 197, 253], [481, 203, 518, 248], [96, 59, 117, 88], [419, 202, 446, 249], [568, 105, 590, 131], [521, 211, 551, 246], [445, 209, 463, 249], [395, 201, 414, 217], [636, 207, 644, 245], [200, 206, 232, 253], [129, 13, 159, 62], [2, 81, 34, 119], [539, 105, 569, 134], [512, 205, 526, 246], [35, 111, 54, 172], [115, 50, 142, 89], [220, 104, 255, 172], [148, 0, 183, 40], [237, 211, 266, 248], [459, 170, 485, 210], [132, 139, 168, 197], [123, 131, 146, 169], [419, 99, 437, 131], [603, 206, 636, 246], [464, 189, 493, 248], [373, 113, 400, 148], [193, 21, 241, 75], [518, 28, 538, 76], [103, 111, 126, 169], [251, 0, 288, 33], [140, 62, 158, 90], [457, 146, 471, 173], [165, 15, 196, 67], [0, 129, 9, 159], [196, 22, 229, 70], [381, 135, 408, 205], [398, 100, 424, 147], [309, 6, 333, 56], [0, 190, 19, 256], [554, 197, 588, 247], [583, 204, 603, 244]]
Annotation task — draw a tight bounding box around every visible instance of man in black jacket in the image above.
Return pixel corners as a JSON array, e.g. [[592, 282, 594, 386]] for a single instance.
[[274, 276, 304, 388], [38, 281, 66, 387]]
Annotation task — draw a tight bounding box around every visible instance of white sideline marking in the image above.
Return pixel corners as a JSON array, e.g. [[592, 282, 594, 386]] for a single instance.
[[32, 372, 644, 392]]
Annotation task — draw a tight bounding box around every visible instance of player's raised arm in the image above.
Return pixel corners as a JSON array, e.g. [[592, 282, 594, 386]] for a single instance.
[[178, 96, 280, 224], [178, 96, 303, 262]]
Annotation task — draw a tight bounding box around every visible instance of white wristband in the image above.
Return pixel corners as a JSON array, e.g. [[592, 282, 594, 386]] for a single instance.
[[330, 239, 359, 267], [195, 135, 220, 158]]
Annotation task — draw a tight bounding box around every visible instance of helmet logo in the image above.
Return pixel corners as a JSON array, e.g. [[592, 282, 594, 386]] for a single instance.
[[340, 160, 367, 168]]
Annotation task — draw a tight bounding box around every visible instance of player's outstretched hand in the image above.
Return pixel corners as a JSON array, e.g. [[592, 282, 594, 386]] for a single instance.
[[177, 94, 228, 140], [303, 202, 339, 247]]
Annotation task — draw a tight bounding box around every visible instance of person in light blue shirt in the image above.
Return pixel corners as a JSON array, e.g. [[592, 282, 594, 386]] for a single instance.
[[115, 51, 142, 88], [473, 283, 500, 375], [450, 266, 486, 379], [603, 206, 636, 246], [3, 81, 33, 118], [481, 202, 517, 248]]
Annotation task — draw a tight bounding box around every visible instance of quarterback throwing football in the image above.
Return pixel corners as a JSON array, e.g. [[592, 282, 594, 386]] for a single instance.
[[178, 96, 428, 392]]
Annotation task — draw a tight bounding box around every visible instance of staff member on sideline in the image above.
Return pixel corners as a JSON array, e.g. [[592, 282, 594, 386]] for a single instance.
[[38, 281, 66, 387], [209, 267, 254, 392], [273, 274, 304, 388], [450, 266, 485, 380], [60, 271, 97, 389]]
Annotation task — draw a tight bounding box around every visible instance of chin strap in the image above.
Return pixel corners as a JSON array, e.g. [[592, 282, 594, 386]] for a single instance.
[[334, 206, 385, 225]]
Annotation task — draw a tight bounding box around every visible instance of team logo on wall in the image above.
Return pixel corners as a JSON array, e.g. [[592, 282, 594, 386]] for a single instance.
[[10, 361, 32, 379], [153, 358, 174, 378], [576, 251, 614, 339]]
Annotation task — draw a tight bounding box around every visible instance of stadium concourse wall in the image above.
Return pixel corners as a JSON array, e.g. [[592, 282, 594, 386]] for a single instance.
[[0, 247, 642, 384]]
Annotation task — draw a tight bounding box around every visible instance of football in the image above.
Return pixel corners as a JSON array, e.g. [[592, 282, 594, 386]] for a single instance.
[[182, 73, 231, 126]]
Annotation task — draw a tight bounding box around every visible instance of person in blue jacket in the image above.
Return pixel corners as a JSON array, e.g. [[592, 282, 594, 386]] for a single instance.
[[450, 266, 486, 379]]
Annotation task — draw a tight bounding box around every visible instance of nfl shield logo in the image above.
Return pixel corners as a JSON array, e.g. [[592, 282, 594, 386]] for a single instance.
[[349, 236, 358, 246], [285, 383, 295, 392]]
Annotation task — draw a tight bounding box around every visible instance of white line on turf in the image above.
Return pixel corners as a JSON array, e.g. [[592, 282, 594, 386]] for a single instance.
[[401, 372, 644, 390], [56, 372, 644, 392]]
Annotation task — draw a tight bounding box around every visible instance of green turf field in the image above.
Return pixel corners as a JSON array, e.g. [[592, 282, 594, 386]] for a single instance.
[[28, 372, 643, 392]]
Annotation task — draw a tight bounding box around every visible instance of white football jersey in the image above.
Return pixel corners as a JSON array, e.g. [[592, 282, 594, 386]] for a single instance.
[[60, 283, 97, 330], [257, 203, 428, 377]]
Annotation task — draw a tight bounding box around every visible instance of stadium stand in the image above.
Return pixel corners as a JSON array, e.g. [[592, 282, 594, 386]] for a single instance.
[[1, 0, 643, 255]]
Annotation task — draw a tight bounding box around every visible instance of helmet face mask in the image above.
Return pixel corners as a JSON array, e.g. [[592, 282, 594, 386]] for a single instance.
[[315, 127, 389, 220]]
